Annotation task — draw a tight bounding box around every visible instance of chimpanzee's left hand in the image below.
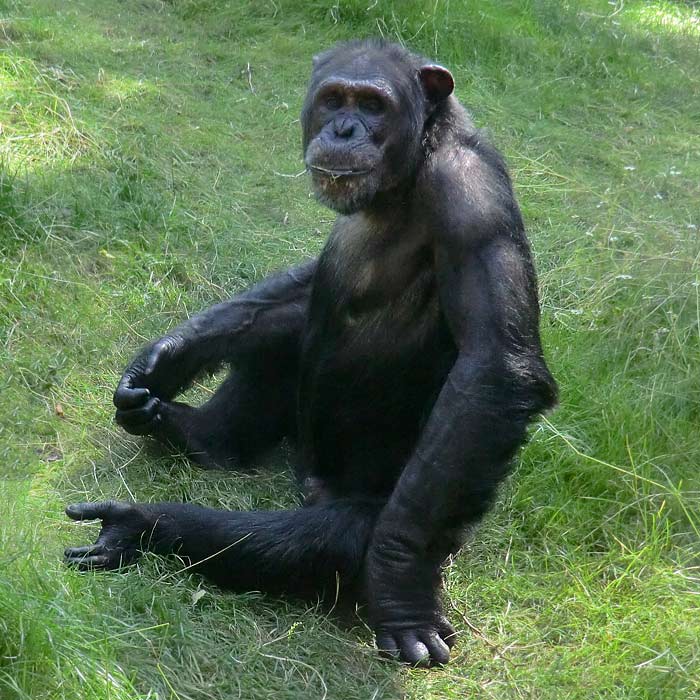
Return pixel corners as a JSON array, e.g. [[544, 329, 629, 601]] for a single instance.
[[365, 547, 456, 666]]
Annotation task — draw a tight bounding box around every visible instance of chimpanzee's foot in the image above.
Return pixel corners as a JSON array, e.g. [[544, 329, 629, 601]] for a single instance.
[[115, 396, 236, 469], [155, 401, 238, 469], [114, 382, 196, 444]]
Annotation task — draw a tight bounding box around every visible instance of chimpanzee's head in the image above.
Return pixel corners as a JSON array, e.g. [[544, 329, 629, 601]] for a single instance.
[[301, 40, 454, 215]]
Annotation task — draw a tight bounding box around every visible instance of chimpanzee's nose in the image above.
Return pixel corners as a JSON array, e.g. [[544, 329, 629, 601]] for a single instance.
[[334, 117, 354, 139]]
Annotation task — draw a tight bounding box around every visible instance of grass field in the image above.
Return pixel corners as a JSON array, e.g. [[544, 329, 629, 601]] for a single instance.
[[1, 1, 699, 698]]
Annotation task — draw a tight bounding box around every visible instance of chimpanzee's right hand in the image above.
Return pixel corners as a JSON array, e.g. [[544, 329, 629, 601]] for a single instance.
[[64, 501, 155, 570], [113, 335, 192, 435]]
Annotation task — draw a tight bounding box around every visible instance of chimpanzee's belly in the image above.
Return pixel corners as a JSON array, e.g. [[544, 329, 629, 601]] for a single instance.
[[298, 302, 457, 498]]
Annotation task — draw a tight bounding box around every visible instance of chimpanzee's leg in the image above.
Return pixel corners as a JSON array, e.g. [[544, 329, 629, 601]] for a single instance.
[[64, 498, 384, 602]]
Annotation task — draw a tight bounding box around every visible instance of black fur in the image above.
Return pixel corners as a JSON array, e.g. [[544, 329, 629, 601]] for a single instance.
[[65, 40, 557, 667]]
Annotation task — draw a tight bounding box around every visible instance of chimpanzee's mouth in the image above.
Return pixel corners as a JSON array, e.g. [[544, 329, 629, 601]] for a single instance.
[[307, 164, 371, 178]]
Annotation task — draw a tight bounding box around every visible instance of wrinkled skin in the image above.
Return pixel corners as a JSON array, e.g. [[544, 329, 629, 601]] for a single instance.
[[65, 39, 556, 667]]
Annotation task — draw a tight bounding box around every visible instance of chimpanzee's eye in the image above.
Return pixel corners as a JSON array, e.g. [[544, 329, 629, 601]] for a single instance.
[[359, 97, 384, 114], [325, 93, 342, 110]]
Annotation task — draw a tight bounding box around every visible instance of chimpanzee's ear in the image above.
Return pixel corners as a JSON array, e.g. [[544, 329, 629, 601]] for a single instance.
[[419, 64, 455, 102]]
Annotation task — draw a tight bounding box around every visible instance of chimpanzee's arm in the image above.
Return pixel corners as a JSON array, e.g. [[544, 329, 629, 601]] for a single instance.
[[114, 259, 316, 405], [365, 168, 557, 665]]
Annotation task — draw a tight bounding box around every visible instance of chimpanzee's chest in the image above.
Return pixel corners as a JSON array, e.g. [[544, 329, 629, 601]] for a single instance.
[[297, 236, 458, 495], [304, 226, 448, 372]]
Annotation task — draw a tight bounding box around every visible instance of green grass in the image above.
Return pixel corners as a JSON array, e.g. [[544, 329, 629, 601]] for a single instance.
[[1, 0, 699, 698]]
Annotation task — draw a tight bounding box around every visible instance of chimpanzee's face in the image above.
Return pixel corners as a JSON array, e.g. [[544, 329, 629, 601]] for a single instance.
[[301, 49, 424, 215]]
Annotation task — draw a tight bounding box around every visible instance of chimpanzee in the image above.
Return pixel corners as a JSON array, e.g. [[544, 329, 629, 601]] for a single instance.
[[64, 39, 557, 667]]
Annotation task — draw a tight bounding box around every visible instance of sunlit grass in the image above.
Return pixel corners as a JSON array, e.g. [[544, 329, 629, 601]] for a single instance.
[[0, 56, 93, 169], [631, 2, 700, 36], [1, 0, 699, 698]]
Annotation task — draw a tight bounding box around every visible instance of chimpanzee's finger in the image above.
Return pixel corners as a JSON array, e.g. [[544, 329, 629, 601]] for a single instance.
[[113, 380, 150, 409], [396, 632, 432, 667], [115, 397, 161, 435], [144, 339, 173, 375], [64, 553, 112, 570], [419, 630, 451, 665], [63, 544, 105, 558], [376, 632, 401, 661], [65, 501, 132, 522]]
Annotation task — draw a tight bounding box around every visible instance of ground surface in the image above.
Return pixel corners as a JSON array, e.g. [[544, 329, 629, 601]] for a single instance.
[[1, 1, 699, 698]]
